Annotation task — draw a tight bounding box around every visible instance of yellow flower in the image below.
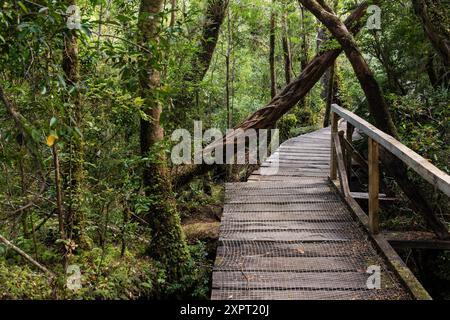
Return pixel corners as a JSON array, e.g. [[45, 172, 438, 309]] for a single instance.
[[46, 134, 58, 147]]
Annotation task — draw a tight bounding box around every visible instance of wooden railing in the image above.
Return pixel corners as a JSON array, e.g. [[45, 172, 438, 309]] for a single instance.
[[330, 104, 450, 235]]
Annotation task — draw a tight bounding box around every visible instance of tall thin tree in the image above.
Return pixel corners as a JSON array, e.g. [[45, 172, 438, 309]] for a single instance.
[[137, 0, 190, 278]]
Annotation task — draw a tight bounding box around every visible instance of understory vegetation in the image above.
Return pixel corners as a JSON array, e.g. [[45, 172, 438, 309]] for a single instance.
[[0, 0, 449, 299]]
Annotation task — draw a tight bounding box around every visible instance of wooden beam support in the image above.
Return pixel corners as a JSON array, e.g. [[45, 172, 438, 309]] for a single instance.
[[345, 123, 354, 181], [333, 133, 351, 198], [340, 133, 368, 170], [351, 192, 397, 202], [368, 137, 380, 234], [330, 112, 338, 180], [383, 231, 450, 250]]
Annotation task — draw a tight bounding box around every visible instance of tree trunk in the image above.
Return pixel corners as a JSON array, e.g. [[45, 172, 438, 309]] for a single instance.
[[269, 2, 277, 98], [323, 61, 335, 127], [63, 0, 84, 244], [426, 54, 439, 88], [138, 0, 190, 279], [299, 0, 450, 239], [186, 0, 229, 83], [170, 0, 176, 27], [299, 5, 309, 73], [281, 9, 292, 85], [170, 0, 229, 128], [412, 0, 450, 68], [226, 7, 232, 129], [297, 4, 310, 110]]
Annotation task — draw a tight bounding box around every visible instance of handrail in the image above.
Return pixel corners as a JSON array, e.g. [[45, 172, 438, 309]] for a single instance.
[[331, 104, 450, 197]]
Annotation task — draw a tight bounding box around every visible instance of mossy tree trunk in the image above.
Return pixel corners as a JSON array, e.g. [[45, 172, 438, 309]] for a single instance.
[[138, 0, 190, 280], [62, 0, 85, 244]]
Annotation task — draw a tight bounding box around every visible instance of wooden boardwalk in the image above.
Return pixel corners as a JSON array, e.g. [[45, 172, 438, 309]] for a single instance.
[[211, 127, 410, 300]]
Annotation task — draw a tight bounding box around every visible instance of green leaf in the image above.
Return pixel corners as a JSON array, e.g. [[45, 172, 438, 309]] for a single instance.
[[134, 97, 145, 107], [18, 1, 29, 14], [50, 117, 57, 128], [74, 127, 83, 138]]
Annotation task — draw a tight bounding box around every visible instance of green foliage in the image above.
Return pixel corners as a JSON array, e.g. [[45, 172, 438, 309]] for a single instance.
[[1, 0, 449, 301], [0, 260, 53, 299], [278, 113, 298, 141]]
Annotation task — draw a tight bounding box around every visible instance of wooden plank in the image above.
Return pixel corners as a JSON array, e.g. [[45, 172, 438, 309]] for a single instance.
[[332, 104, 450, 197], [227, 189, 333, 196], [368, 138, 380, 234], [216, 240, 374, 257], [221, 211, 351, 221], [220, 220, 354, 231], [225, 194, 338, 203], [225, 181, 329, 189], [254, 168, 328, 174], [212, 271, 375, 290], [223, 202, 347, 212], [214, 256, 365, 272], [262, 165, 328, 170], [351, 192, 396, 202], [211, 288, 408, 300], [219, 230, 353, 241]]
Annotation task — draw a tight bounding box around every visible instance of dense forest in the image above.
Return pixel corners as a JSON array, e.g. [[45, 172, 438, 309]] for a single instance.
[[0, 0, 449, 300]]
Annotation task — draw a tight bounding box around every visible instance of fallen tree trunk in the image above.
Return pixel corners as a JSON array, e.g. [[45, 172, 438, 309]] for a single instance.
[[0, 233, 55, 279], [221, 1, 368, 136], [173, 1, 369, 187], [299, 0, 450, 239]]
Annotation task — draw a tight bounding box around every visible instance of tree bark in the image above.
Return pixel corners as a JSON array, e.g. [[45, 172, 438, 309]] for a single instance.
[[412, 0, 450, 86], [185, 0, 229, 83], [299, 0, 450, 239], [226, 7, 232, 129], [299, 5, 309, 73], [269, 2, 277, 98], [281, 10, 292, 85], [170, 0, 229, 128], [412, 0, 450, 68], [323, 61, 335, 127], [138, 0, 190, 279], [63, 0, 84, 243], [170, 0, 177, 27], [297, 4, 310, 110]]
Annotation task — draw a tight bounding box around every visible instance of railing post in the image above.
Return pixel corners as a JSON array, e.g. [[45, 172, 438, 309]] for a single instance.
[[346, 123, 354, 182], [368, 137, 380, 234], [330, 112, 338, 180]]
